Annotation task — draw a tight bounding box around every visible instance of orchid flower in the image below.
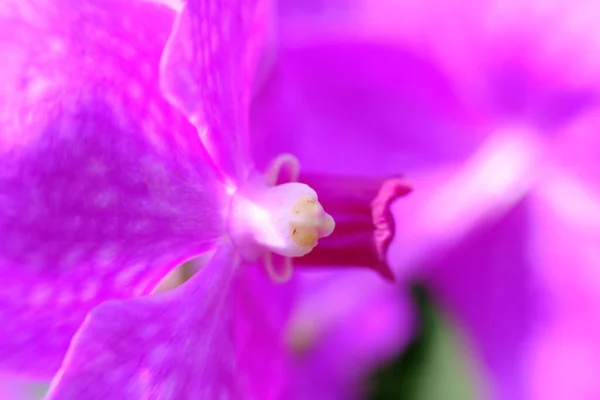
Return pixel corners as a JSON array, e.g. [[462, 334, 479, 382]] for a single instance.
[[1, 0, 415, 398]]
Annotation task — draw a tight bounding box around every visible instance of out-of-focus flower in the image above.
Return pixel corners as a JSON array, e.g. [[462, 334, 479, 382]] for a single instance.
[[249, 0, 600, 399], [0, 379, 21, 400], [286, 270, 415, 400], [1, 0, 416, 398], [0, 378, 46, 400]]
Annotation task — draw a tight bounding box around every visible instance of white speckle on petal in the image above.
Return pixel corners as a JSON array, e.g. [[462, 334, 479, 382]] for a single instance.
[[114, 262, 145, 288], [219, 392, 231, 400], [148, 101, 165, 125], [119, 43, 137, 60], [95, 244, 119, 269], [143, 324, 160, 338], [143, 120, 165, 150], [129, 219, 151, 234], [134, 279, 152, 295], [149, 344, 169, 364], [80, 283, 98, 302], [140, 62, 153, 80], [56, 288, 74, 307], [128, 83, 143, 100], [159, 379, 176, 398], [62, 247, 85, 267], [48, 37, 65, 53], [13, 332, 32, 345], [93, 191, 117, 209], [64, 216, 83, 233], [87, 158, 109, 177], [29, 285, 52, 306], [121, 16, 132, 30], [26, 77, 51, 101]]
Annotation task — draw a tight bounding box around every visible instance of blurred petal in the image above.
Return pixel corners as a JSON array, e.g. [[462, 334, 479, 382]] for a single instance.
[[0, 378, 45, 400], [522, 109, 600, 399], [160, 0, 272, 181], [289, 271, 414, 400], [529, 108, 600, 307], [275, 0, 598, 130], [0, 379, 20, 400], [235, 264, 296, 400], [0, 0, 225, 377], [525, 312, 600, 400], [389, 131, 542, 277], [148, 0, 184, 10], [47, 243, 242, 400], [530, 173, 600, 307], [251, 36, 482, 175], [426, 201, 541, 400]]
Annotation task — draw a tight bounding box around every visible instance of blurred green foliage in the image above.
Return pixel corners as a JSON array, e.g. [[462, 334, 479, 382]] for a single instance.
[[367, 285, 476, 400]]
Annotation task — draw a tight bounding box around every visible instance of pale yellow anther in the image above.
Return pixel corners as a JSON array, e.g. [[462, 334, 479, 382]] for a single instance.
[[289, 196, 334, 250], [290, 225, 319, 248], [229, 181, 335, 260]]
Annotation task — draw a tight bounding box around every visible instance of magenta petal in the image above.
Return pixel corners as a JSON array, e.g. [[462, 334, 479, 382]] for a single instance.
[[0, 379, 21, 400], [250, 34, 484, 176], [0, 0, 226, 377], [522, 109, 600, 400], [274, 0, 596, 134], [0, 378, 41, 400], [160, 0, 271, 182], [389, 132, 541, 278], [426, 201, 540, 400], [290, 271, 415, 400], [529, 108, 600, 305], [235, 264, 295, 400], [525, 312, 600, 400], [47, 243, 242, 400]]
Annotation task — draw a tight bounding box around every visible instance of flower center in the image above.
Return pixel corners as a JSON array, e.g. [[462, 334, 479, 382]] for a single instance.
[[228, 154, 411, 282], [228, 156, 335, 281], [229, 181, 335, 257]]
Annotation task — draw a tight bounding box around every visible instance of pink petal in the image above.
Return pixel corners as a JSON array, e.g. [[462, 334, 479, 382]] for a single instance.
[[529, 108, 600, 307], [0, 378, 44, 400], [524, 110, 600, 398], [290, 271, 415, 400], [235, 263, 296, 400], [250, 32, 482, 176], [276, 0, 598, 128], [426, 201, 541, 400], [0, 0, 226, 378], [160, 0, 271, 182], [525, 312, 600, 400], [389, 131, 542, 277], [47, 243, 241, 400], [0, 378, 23, 400]]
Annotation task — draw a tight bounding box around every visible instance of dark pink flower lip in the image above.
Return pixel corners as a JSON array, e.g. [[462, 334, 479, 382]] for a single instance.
[[295, 173, 412, 281], [372, 177, 413, 280]]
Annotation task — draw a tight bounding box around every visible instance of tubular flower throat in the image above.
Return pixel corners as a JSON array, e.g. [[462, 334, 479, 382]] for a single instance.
[[232, 154, 412, 282], [228, 156, 336, 281]]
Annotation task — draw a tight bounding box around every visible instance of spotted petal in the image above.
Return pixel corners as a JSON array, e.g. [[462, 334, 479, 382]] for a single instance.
[[46, 242, 240, 400], [234, 262, 295, 400], [0, 0, 226, 377], [160, 0, 272, 182]]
